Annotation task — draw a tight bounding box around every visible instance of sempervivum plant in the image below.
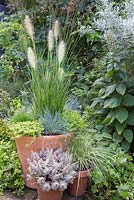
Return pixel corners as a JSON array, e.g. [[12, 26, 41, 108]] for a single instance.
[[27, 147, 78, 192]]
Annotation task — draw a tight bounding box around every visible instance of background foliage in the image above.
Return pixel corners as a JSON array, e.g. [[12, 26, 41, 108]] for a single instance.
[[0, 0, 134, 198], [0, 119, 24, 195]]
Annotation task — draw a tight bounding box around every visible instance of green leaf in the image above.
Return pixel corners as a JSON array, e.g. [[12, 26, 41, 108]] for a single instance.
[[102, 116, 112, 124], [121, 140, 130, 151], [90, 98, 102, 108], [116, 83, 126, 95], [102, 84, 116, 98], [123, 94, 134, 106], [123, 129, 133, 143], [104, 97, 122, 108], [115, 108, 128, 123], [93, 78, 104, 86], [117, 71, 128, 81], [115, 121, 126, 135], [107, 69, 115, 77], [113, 132, 123, 143], [126, 79, 134, 88], [118, 184, 129, 191], [102, 112, 115, 124], [99, 88, 105, 96], [127, 111, 134, 125]]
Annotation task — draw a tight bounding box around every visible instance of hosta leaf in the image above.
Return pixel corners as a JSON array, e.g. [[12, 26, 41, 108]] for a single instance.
[[102, 112, 115, 124], [114, 62, 120, 70], [102, 116, 112, 124], [107, 63, 114, 71], [115, 121, 126, 135], [126, 80, 134, 88], [113, 132, 123, 143], [102, 84, 116, 98], [102, 132, 112, 139], [117, 71, 128, 81], [93, 78, 104, 86], [99, 88, 105, 96], [116, 83, 126, 95], [104, 97, 122, 108], [90, 98, 102, 108], [123, 129, 133, 143], [115, 108, 128, 123], [127, 112, 134, 125], [123, 94, 134, 106], [121, 140, 130, 152]]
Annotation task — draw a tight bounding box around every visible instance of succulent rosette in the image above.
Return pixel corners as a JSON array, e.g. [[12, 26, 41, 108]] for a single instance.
[[27, 147, 78, 192]]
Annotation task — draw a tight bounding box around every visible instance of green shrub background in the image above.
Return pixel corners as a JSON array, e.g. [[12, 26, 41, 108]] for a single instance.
[[0, 120, 24, 195]]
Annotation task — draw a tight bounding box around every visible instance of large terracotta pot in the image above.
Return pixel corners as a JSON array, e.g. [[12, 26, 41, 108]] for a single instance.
[[15, 133, 73, 189], [37, 185, 63, 200], [69, 169, 92, 196]]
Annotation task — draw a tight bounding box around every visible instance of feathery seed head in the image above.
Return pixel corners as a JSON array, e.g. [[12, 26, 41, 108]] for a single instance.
[[53, 20, 60, 41], [24, 15, 34, 40], [58, 40, 66, 65], [48, 30, 54, 52], [27, 47, 36, 69]]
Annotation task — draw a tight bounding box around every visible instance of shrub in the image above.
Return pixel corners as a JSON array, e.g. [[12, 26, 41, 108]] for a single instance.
[[90, 62, 134, 151], [0, 89, 11, 117], [11, 111, 34, 122], [0, 119, 24, 196], [0, 17, 29, 97], [0, 19, 28, 79], [64, 109, 85, 132], [87, 0, 134, 152], [95, 0, 134, 70], [90, 148, 134, 200], [10, 121, 43, 137]]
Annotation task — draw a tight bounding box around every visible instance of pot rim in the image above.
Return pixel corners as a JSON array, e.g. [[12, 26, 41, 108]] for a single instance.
[[76, 167, 93, 178], [15, 132, 74, 139]]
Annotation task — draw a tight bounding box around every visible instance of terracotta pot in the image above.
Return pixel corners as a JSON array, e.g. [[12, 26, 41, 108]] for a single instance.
[[37, 185, 62, 200], [15, 133, 73, 189], [69, 169, 92, 196]]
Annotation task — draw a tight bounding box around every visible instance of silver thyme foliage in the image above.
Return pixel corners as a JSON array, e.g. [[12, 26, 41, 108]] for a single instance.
[[27, 147, 78, 192]]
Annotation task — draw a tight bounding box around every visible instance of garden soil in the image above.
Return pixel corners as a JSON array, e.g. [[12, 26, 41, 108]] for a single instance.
[[0, 188, 88, 200]]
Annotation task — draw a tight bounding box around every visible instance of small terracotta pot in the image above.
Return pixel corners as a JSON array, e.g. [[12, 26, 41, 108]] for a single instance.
[[15, 133, 73, 189], [37, 185, 62, 200], [69, 169, 92, 196]]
